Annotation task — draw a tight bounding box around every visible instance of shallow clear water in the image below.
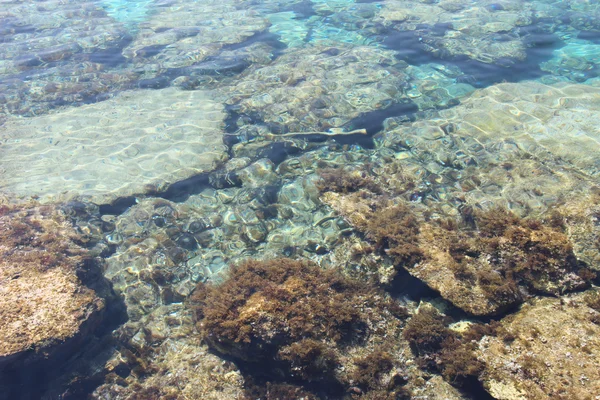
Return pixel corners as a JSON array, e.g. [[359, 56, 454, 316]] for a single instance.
[[2, 0, 600, 398]]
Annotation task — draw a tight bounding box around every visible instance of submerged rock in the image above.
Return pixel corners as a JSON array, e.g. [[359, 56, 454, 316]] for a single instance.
[[477, 295, 600, 399], [189, 258, 413, 398], [375, 0, 532, 64], [123, 0, 270, 70], [0, 88, 227, 203], [222, 44, 412, 133], [0, 203, 106, 395], [376, 81, 600, 217], [558, 192, 600, 271], [92, 304, 246, 400], [320, 172, 593, 316]]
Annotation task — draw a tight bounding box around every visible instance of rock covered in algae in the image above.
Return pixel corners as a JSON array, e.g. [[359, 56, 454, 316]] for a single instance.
[[320, 175, 593, 316], [477, 295, 600, 399], [92, 304, 245, 400], [0, 203, 104, 369], [0, 87, 227, 203], [190, 258, 414, 398]]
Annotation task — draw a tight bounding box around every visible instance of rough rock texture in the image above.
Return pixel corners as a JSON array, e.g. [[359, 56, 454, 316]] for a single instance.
[[558, 192, 600, 271], [0, 0, 134, 116], [320, 184, 591, 316], [190, 258, 413, 398], [477, 295, 600, 400], [0, 203, 104, 369], [410, 223, 522, 316], [412, 82, 600, 176], [0, 88, 227, 203], [376, 0, 532, 63], [92, 304, 245, 400], [123, 0, 270, 70], [412, 375, 469, 400], [223, 44, 412, 133]]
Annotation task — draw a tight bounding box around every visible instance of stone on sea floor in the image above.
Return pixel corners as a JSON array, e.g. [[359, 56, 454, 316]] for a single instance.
[[558, 192, 600, 271], [222, 44, 412, 133], [320, 186, 591, 316], [0, 0, 136, 116], [122, 0, 270, 70], [376, 81, 600, 218], [434, 82, 600, 177], [410, 223, 523, 317], [0, 203, 104, 376], [190, 258, 414, 398], [92, 304, 246, 400], [413, 375, 470, 400], [477, 296, 600, 399], [375, 0, 532, 64], [0, 87, 227, 204]]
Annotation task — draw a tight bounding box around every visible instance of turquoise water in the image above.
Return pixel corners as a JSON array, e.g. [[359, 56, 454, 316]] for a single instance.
[[2, 0, 600, 398]]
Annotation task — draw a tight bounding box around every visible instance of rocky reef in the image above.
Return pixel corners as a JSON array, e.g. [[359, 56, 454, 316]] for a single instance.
[[477, 294, 600, 399], [321, 180, 593, 316], [0, 202, 119, 399], [92, 304, 246, 400], [4, 0, 600, 398], [190, 257, 417, 398]]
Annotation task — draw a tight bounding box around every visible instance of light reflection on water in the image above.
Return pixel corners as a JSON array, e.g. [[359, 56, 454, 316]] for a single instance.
[[2, 0, 600, 398]]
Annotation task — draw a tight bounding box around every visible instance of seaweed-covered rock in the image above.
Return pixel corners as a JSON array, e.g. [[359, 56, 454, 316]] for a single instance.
[[321, 187, 592, 316], [412, 208, 590, 315], [91, 304, 245, 400], [0, 203, 105, 387], [0, 88, 227, 203], [477, 295, 600, 399], [190, 258, 411, 397]]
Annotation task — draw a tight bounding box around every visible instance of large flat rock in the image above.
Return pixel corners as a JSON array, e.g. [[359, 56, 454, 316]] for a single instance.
[[0, 88, 227, 204]]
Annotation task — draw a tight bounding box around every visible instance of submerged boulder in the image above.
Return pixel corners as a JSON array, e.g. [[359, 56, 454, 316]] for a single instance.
[[190, 258, 413, 398], [375, 0, 532, 64], [91, 304, 246, 400], [223, 44, 413, 134], [477, 295, 600, 399], [319, 173, 593, 316], [0, 203, 105, 391], [0, 88, 227, 203]]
